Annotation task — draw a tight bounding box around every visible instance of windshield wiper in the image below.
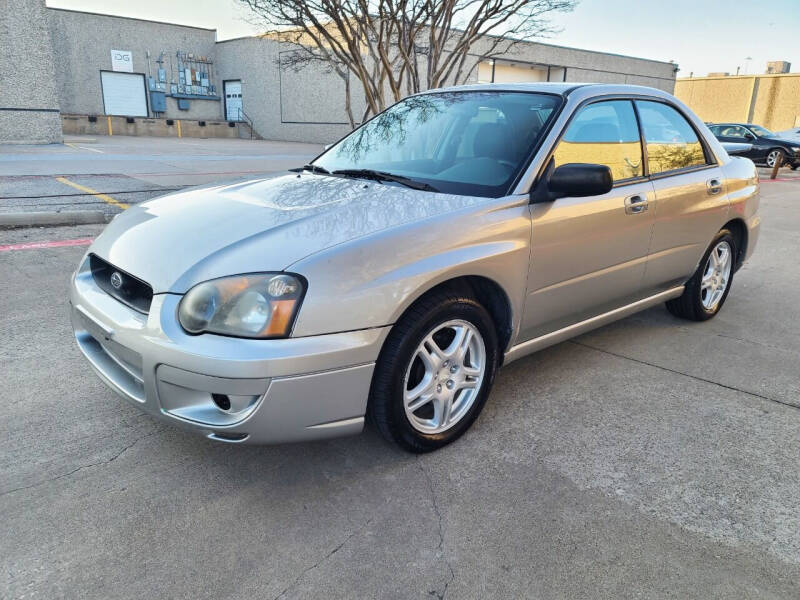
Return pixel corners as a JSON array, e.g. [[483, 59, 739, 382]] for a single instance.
[[290, 164, 330, 174], [331, 168, 439, 192]]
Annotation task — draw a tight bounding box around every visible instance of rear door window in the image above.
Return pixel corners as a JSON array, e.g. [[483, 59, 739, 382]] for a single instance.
[[635, 101, 709, 175]]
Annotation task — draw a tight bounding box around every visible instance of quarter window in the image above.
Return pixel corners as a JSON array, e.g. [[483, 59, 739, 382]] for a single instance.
[[552, 100, 643, 182], [635, 101, 708, 175]]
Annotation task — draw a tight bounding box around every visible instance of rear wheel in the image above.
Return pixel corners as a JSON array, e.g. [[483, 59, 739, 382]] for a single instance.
[[666, 229, 736, 321], [368, 291, 499, 453]]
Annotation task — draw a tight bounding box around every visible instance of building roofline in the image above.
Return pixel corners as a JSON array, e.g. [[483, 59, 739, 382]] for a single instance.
[[46, 7, 217, 32], [213, 32, 674, 69], [484, 35, 676, 67], [43, 6, 675, 69], [678, 72, 799, 81], [216, 35, 262, 44]]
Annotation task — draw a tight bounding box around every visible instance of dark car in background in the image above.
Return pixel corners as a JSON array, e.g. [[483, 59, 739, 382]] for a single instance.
[[708, 123, 800, 169]]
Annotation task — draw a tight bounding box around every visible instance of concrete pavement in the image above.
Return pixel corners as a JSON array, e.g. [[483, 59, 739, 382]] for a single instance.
[[1, 179, 799, 599]]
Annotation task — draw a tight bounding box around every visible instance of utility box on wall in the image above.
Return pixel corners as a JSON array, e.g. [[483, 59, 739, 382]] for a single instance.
[[149, 91, 166, 113]]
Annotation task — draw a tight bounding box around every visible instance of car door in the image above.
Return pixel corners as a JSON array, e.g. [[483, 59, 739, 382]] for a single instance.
[[725, 125, 767, 162], [635, 100, 730, 293], [520, 99, 656, 341]]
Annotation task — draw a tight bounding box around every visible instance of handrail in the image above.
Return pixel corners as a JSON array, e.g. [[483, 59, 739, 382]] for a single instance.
[[237, 107, 255, 140]]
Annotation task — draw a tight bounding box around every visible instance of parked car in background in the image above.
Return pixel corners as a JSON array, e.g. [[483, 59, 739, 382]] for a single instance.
[[708, 123, 800, 169], [71, 83, 760, 453], [775, 127, 800, 144]]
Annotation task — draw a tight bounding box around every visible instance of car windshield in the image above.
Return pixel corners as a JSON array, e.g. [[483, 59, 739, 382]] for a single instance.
[[312, 91, 561, 197], [749, 124, 774, 137]]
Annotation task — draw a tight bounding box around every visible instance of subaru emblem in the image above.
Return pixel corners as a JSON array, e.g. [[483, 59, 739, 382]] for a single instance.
[[110, 271, 123, 289]]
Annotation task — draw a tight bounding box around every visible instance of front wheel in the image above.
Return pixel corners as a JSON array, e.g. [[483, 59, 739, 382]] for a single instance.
[[666, 230, 737, 321], [368, 291, 499, 453]]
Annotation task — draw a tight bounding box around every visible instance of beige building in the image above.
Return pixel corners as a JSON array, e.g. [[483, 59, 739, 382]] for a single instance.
[[675, 73, 800, 130]]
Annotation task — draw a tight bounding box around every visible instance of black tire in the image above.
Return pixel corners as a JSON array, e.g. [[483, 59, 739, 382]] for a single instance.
[[666, 229, 737, 321], [368, 290, 499, 453]]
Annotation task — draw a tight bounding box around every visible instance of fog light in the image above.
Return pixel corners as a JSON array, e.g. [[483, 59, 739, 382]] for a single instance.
[[211, 393, 231, 411]]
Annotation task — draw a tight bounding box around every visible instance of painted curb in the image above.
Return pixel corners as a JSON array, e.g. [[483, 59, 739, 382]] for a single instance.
[[0, 211, 108, 229]]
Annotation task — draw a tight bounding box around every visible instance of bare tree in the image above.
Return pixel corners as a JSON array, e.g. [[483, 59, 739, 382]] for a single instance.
[[240, 0, 577, 126]]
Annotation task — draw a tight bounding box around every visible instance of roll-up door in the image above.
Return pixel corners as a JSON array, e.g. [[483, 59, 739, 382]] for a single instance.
[[101, 71, 148, 117]]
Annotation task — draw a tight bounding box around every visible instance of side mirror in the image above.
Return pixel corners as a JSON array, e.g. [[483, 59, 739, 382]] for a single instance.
[[744, 133, 755, 141], [534, 163, 613, 202]]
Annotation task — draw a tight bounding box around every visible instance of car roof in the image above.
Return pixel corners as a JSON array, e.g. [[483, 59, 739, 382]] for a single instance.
[[418, 82, 673, 99]]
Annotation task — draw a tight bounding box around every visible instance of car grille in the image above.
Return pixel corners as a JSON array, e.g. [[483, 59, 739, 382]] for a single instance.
[[89, 254, 153, 314]]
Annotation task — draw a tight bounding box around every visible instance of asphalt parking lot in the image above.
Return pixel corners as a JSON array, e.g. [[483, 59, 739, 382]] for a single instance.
[[0, 135, 321, 218], [2, 138, 800, 598]]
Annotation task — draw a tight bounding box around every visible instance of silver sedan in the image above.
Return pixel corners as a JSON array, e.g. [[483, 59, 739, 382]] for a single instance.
[[71, 83, 760, 452]]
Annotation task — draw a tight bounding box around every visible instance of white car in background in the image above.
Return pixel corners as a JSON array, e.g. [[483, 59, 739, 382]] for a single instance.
[[776, 128, 800, 143]]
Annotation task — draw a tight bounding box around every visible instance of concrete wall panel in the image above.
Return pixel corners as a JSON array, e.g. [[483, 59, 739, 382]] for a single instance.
[[215, 38, 356, 144], [0, 0, 62, 143], [47, 9, 221, 121], [676, 74, 800, 130]]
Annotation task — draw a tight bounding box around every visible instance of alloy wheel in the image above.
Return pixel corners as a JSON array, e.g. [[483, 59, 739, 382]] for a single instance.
[[767, 150, 783, 168], [403, 319, 486, 434], [700, 240, 732, 311]]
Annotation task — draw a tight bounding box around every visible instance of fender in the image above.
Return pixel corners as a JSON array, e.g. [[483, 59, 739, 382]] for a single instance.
[[288, 195, 532, 339]]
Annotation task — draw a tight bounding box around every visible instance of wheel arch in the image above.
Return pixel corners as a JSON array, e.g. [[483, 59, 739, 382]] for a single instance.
[[766, 147, 788, 164], [389, 275, 515, 357], [722, 218, 748, 270]]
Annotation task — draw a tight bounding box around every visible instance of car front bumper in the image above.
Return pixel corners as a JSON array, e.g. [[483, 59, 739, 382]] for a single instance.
[[70, 258, 390, 444]]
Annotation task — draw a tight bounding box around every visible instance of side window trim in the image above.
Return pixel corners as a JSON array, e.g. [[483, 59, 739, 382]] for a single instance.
[[530, 93, 720, 194], [648, 162, 718, 181], [631, 100, 650, 178]]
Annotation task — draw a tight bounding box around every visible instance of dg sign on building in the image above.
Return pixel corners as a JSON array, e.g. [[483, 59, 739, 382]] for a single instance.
[[110, 49, 133, 73]]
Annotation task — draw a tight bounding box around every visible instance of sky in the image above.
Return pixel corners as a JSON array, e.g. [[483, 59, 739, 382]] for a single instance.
[[46, 0, 800, 77]]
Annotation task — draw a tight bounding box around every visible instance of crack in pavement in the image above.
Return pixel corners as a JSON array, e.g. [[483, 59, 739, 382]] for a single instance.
[[570, 340, 800, 411], [713, 331, 800, 356], [0, 430, 160, 498], [272, 518, 372, 600], [418, 460, 455, 600]]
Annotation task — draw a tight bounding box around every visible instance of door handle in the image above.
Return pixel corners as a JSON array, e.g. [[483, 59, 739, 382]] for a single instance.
[[707, 178, 723, 195], [624, 194, 648, 215]]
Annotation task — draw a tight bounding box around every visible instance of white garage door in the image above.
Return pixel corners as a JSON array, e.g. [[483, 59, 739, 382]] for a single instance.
[[225, 80, 242, 121], [101, 71, 148, 117]]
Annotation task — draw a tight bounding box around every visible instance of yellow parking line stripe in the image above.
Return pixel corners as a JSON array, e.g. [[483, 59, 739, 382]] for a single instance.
[[64, 142, 103, 153], [55, 177, 130, 210]]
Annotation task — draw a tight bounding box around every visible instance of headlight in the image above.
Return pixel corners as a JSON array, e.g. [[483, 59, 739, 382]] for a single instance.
[[792, 147, 800, 153], [178, 273, 305, 338]]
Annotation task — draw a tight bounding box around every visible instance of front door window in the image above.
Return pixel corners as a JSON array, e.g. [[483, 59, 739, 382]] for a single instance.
[[552, 100, 643, 183]]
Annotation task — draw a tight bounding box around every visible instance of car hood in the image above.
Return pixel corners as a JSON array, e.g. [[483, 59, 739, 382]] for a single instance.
[[90, 173, 491, 293]]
